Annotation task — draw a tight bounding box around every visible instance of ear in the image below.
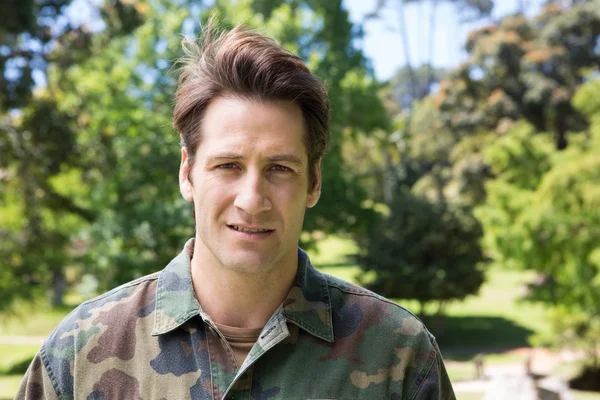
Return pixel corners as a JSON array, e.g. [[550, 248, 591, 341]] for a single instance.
[[306, 160, 321, 208], [179, 147, 194, 202]]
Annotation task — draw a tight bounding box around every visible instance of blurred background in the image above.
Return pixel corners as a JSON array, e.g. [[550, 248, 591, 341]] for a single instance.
[[1, 0, 599, 398]]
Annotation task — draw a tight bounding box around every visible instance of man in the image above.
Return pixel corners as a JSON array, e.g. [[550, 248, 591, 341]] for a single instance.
[[17, 23, 455, 399]]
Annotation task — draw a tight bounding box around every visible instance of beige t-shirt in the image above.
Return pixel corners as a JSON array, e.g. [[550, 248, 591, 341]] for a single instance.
[[214, 322, 262, 368]]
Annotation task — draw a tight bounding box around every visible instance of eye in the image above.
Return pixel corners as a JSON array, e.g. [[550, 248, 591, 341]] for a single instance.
[[270, 164, 292, 172], [217, 163, 238, 170]]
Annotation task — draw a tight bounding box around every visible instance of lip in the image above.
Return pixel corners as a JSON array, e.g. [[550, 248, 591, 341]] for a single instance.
[[228, 223, 273, 230], [227, 224, 275, 240]]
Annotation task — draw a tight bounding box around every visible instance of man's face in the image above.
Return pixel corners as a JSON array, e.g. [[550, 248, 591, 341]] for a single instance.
[[179, 96, 321, 274]]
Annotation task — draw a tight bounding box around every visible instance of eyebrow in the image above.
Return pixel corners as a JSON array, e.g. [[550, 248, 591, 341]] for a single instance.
[[267, 154, 303, 166], [207, 153, 303, 166], [207, 152, 244, 162]]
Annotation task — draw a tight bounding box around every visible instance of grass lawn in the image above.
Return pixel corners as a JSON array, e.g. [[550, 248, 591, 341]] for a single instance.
[[0, 344, 40, 373], [306, 234, 359, 266], [445, 362, 476, 382], [0, 303, 74, 337], [0, 375, 24, 400]]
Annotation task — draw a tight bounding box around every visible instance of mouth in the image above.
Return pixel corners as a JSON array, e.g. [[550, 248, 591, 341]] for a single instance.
[[227, 225, 274, 234]]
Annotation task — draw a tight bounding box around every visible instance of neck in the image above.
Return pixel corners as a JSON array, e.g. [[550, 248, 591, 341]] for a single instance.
[[190, 240, 298, 329]]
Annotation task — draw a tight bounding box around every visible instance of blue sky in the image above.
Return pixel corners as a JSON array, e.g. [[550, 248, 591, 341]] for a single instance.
[[61, 0, 546, 83], [344, 0, 546, 80]]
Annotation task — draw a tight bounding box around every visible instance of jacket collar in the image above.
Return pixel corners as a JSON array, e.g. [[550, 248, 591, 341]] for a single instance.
[[152, 239, 334, 342], [151, 239, 202, 335], [282, 249, 334, 342]]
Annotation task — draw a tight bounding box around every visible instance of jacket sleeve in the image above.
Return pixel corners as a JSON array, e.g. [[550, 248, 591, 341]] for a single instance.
[[411, 336, 456, 400], [15, 351, 59, 400]]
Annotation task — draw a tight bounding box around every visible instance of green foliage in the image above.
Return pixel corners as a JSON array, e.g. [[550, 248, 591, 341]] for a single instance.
[[0, 0, 73, 109], [354, 91, 488, 315], [476, 78, 600, 366], [59, 4, 194, 290], [419, 6, 600, 356], [357, 190, 486, 311], [0, 0, 144, 310], [435, 1, 600, 150]]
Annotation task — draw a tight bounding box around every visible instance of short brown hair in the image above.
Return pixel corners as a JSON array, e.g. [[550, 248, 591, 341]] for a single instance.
[[173, 21, 330, 189]]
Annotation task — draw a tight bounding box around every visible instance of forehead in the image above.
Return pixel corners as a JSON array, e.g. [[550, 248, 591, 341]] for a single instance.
[[198, 96, 307, 159]]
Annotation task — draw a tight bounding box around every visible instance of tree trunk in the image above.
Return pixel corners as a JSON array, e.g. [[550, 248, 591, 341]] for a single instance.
[[418, 300, 427, 320], [590, 339, 598, 370], [433, 300, 447, 336], [396, 0, 419, 102], [426, 0, 439, 96], [433, 165, 446, 203], [50, 267, 66, 307], [383, 151, 393, 204], [418, 0, 425, 68], [13, 122, 43, 290], [555, 118, 568, 150]]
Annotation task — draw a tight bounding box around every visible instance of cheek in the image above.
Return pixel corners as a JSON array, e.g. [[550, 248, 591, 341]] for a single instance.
[[276, 191, 308, 219], [193, 181, 234, 214]]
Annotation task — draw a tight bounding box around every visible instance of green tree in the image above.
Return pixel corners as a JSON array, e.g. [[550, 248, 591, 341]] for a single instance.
[[356, 100, 487, 323], [55, 1, 196, 291], [476, 78, 600, 370], [0, 0, 144, 310], [435, 1, 600, 150], [357, 190, 485, 331]]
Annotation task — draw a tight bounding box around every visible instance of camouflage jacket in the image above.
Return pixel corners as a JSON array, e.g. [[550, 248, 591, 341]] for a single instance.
[[17, 239, 455, 400]]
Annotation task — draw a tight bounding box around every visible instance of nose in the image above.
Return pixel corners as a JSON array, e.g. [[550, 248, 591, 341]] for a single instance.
[[233, 169, 272, 215]]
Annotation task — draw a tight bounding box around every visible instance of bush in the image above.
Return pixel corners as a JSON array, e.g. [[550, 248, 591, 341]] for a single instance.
[[357, 191, 486, 318]]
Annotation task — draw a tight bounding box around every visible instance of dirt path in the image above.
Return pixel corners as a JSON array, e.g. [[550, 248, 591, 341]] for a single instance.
[[452, 347, 589, 395], [453, 363, 527, 393]]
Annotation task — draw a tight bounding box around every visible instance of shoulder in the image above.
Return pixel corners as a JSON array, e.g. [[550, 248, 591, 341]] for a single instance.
[[322, 270, 429, 338], [54, 271, 160, 334], [39, 272, 160, 397], [319, 270, 442, 395]]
